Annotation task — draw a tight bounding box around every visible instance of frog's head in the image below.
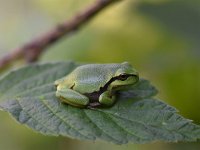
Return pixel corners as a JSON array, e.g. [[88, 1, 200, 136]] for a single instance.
[[111, 62, 139, 88]]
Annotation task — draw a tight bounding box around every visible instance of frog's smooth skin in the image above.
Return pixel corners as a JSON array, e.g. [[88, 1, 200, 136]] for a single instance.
[[55, 62, 139, 108]]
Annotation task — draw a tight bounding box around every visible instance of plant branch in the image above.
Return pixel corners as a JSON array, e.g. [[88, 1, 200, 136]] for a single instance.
[[0, 0, 121, 70]]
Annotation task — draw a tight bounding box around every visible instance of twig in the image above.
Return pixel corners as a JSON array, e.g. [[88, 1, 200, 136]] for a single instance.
[[0, 0, 121, 70]]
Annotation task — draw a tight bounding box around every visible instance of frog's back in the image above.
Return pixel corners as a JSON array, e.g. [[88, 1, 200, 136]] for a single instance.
[[66, 63, 121, 93]]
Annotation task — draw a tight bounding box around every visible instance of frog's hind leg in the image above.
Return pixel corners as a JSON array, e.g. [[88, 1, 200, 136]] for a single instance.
[[56, 86, 89, 108]]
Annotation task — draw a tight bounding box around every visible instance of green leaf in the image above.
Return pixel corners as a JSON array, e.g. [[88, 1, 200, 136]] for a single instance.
[[0, 61, 200, 144]]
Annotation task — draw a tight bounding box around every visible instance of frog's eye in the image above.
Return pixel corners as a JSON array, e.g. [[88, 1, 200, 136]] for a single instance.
[[118, 74, 128, 81]]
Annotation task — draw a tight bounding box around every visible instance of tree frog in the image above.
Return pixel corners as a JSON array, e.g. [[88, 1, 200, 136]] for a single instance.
[[54, 62, 139, 108]]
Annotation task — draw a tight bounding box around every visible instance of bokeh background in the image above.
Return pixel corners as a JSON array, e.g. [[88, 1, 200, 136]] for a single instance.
[[0, 0, 200, 149]]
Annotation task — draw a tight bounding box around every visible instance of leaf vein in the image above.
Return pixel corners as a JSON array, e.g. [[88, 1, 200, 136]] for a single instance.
[[83, 110, 121, 143], [16, 99, 57, 135], [41, 99, 91, 139]]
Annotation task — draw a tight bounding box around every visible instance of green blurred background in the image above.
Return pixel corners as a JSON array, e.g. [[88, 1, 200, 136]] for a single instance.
[[0, 0, 200, 149]]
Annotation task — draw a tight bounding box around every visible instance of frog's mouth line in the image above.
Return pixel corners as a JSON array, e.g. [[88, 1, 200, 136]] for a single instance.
[[102, 74, 137, 92]]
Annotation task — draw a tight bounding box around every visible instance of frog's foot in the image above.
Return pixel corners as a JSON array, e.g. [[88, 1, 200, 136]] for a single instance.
[[87, 102, 101, 109], [56, 86, 89, 108], [99, 91, 116, 106]]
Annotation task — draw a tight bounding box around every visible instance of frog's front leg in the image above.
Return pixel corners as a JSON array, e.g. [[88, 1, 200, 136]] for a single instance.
[[56, 86, 89, 108], [99, 91, 116, 106]]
